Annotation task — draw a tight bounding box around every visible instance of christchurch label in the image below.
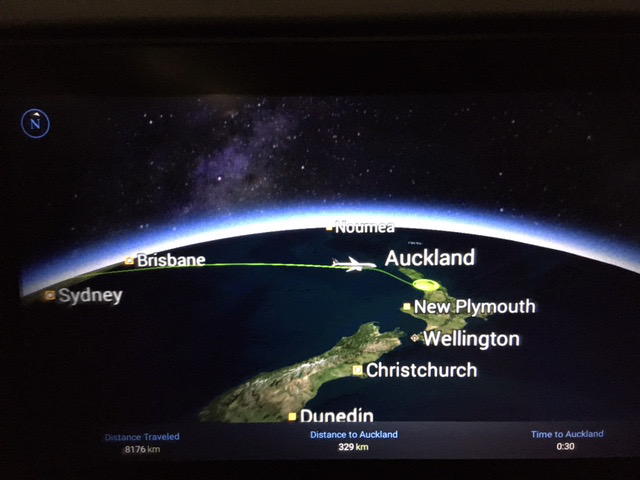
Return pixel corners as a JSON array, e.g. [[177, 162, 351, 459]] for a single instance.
[[366, 361, 478, 378]]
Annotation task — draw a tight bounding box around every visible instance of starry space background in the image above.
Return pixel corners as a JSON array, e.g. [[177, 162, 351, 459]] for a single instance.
[[15, 93, 640, 265]]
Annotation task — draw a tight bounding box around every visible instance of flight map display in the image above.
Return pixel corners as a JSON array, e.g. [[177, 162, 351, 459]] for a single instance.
[[14, 94, 640, 460]]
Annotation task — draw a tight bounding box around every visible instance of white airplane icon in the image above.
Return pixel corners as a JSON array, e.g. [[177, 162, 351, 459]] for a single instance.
[[331, 256, 377, 272]]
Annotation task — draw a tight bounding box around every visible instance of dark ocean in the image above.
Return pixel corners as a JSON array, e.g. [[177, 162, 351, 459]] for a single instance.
[[22, 229, 640, 430]]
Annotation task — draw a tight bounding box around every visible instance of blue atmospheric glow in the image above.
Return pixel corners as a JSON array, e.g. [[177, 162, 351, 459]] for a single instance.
[[20, 203, 640, 296]]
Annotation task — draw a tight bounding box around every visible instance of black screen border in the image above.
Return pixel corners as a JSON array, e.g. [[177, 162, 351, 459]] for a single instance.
[[2, 33, 640, 479]]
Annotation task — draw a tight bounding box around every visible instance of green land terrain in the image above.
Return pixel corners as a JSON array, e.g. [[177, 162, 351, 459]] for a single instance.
[[199, 323, 403, 423], [200, 267, 485, 423], [398, 267, 488, 334]]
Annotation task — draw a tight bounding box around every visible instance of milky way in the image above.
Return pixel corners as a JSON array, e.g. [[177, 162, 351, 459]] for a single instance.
[[17, 93, 640, 267]]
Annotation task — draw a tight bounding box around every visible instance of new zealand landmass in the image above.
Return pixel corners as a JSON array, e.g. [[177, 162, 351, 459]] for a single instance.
[[398, 267, 488, 334], [200, 267, 485, 422], [199, 322, 403, 422]]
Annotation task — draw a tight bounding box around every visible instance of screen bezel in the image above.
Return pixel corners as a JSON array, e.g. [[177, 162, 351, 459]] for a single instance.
[[2, 32, 640, 479]]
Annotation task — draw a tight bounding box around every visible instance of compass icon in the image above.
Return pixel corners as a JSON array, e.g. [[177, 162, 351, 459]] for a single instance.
[[21, 108, 50, 139]]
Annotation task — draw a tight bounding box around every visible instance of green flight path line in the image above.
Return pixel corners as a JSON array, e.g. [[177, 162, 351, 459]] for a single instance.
[[77, 262, 416, 288]]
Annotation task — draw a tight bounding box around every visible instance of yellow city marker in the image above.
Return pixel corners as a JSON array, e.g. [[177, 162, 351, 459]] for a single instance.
[[124, 257, 135, 266], [44, 290, 56, 301], [288, 412, 297, 422], [352, 365, 364, 376], [402, 302, 411, 311], [325, 226, 333, 231]]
